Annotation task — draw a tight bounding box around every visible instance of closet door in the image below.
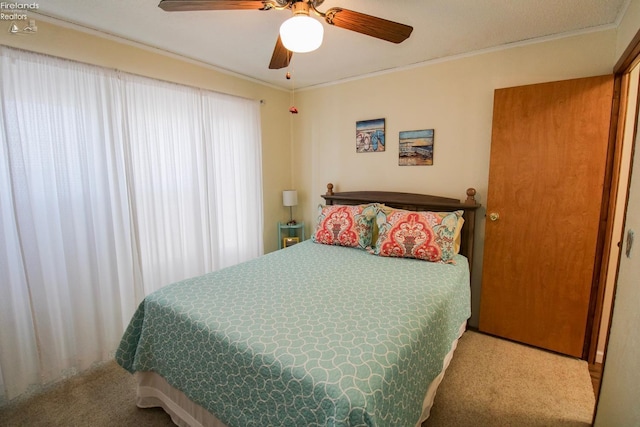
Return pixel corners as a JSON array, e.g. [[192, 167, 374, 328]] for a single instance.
[[479, 75, 614, 358]]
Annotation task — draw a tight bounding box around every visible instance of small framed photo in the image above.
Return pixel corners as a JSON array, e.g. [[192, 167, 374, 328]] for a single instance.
[[283, 237, 300, 248], [356, 118, 385, 152], [399, 129, 434, 166]]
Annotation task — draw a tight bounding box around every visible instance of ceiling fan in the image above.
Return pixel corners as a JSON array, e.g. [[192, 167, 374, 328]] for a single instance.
[[158, 0, 413, 70]]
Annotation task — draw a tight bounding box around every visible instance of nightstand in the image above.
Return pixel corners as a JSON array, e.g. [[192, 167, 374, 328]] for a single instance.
[[278, 222, 305, 249]]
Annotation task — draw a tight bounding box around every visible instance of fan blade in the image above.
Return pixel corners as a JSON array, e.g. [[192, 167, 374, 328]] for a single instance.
[[324, 8, 413, 44], [159, 0, 267, 12], [269, 35, 292, 69]]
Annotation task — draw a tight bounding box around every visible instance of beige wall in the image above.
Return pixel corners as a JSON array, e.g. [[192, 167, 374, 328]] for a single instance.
[[294, 29, 617, 327], [0, 18, 292, 254]]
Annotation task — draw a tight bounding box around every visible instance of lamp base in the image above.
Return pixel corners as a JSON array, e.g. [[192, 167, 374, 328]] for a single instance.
[[286, 206, 296, 225]]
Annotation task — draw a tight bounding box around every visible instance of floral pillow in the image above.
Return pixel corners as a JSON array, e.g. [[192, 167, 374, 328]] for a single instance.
[[432, 211, 465, 255], [312, 204, 377, 249], [371, 208, 464, 263]]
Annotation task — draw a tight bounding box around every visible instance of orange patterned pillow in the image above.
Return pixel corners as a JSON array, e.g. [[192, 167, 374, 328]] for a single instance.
[[371, 208, 464, 262], [312, 204, 377, 249]]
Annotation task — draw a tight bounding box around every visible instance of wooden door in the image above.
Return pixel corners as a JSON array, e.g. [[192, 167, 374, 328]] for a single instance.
[[479, 75, 614, 358]]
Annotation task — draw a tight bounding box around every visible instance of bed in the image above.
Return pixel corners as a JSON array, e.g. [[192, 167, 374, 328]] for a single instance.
[[116, 184, 480, 427]]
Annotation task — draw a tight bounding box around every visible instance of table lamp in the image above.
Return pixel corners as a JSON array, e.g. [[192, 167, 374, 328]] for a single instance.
[[282, 190, 298, 225]]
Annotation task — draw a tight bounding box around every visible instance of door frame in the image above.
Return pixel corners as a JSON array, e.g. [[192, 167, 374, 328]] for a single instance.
[[588, 27, 640, 365], [585, 75, 622, 362], [591, 29, 640, 423]]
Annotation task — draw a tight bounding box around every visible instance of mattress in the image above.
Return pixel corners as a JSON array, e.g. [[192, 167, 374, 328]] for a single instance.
[[116, 240, 471, 426]]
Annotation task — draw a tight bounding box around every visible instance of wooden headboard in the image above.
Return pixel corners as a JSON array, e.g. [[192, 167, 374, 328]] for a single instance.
[[321, 183, 481, 270]]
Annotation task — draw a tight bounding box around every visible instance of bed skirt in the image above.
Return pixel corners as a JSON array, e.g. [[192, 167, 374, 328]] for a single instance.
[[134, 321, 467, 427]]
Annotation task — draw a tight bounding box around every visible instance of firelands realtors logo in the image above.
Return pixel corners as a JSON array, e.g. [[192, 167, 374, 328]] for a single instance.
[[1, 2, 39, 34]]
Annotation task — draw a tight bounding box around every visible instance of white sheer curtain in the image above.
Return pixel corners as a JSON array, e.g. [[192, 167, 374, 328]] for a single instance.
[[123, 74, 263, 293], [0, 47, 263, 404], [0, 48, 137, 401], [123, 76, 212, 294], [202, 90, 264, 268]]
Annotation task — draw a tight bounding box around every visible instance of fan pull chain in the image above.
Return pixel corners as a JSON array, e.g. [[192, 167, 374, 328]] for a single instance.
[[287, 68, 298, 114]]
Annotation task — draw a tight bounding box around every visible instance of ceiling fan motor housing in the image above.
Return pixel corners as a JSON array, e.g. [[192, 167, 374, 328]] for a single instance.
[[291, 1, 310, 15]]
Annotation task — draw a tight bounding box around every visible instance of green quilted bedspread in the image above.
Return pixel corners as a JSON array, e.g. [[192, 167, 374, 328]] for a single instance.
[[116, 240, 470, 427]]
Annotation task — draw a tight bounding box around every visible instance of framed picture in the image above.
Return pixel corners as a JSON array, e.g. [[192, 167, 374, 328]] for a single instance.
[[399, 129, 434, 166], [356, 118, 385, 152], [282, 237, 300, 248]]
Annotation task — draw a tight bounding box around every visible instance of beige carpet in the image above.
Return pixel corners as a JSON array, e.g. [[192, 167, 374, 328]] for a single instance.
[[0, 331, 595, 427], [0, 362, 174, 427], [425, 331, 595, 426]]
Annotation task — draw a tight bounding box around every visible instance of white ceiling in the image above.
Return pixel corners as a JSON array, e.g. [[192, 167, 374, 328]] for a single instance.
[[33, 0, 629, 90]]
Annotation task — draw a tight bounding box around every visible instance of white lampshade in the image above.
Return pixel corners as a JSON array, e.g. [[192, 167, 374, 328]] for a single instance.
[[282, 190, 298, 207], [279, 15, 324, 53]]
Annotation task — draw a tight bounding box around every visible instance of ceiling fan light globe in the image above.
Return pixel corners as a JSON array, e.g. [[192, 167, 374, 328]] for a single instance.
[[279, 15, 324, 53]]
